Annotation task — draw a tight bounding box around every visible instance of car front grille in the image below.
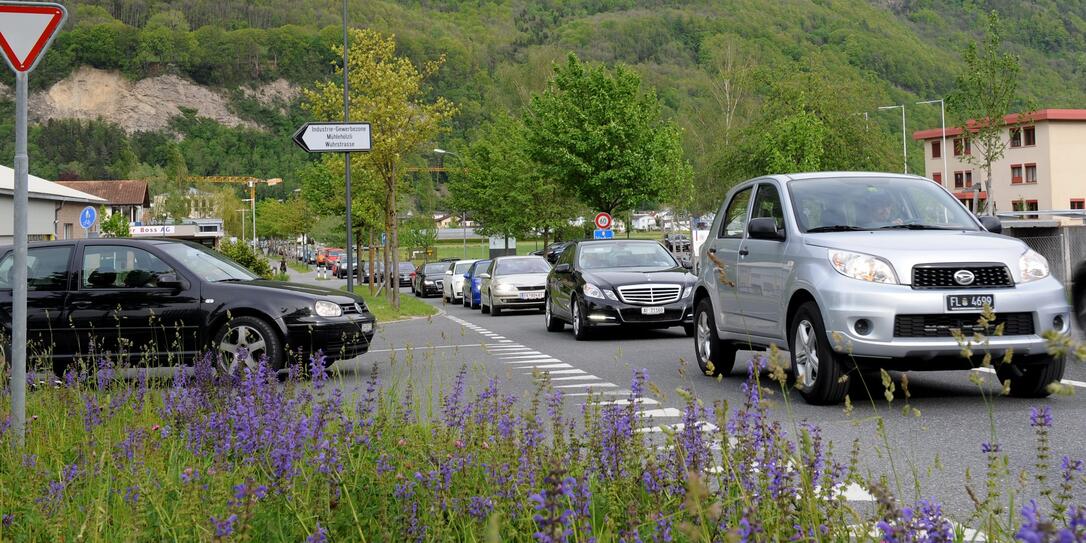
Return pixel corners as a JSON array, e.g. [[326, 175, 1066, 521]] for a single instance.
[[893, 312, 1034, 337], [517, 285, 545, 291], [912, 265, 1013, 289], [339, 303, 362, 315], [615, 284, 682, 305]]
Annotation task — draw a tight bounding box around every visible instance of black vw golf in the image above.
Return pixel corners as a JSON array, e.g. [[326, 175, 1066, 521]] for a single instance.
[[0, 239, 376, 375], [544, 240, 696, 340]]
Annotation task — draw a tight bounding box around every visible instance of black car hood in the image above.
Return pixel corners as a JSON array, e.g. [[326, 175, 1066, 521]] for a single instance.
[[581, 267, 694, 288], [214, 279, 362, 303]]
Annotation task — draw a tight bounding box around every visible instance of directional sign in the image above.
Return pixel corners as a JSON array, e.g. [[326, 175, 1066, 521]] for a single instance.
[[593, 228, 614, 240], [78, 206, 96, 229], [380, 232, 388, 246], [594, 212, 612, 230], [292, 122, 372, 153], [0, 3, 66, 74]]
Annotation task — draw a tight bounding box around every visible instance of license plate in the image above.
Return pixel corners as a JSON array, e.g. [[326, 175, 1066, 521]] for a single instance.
[[946, 294, 994, 312], [359, 322, 373, 333], [519, 291, 544, 300], [641, 306, 665, 315]]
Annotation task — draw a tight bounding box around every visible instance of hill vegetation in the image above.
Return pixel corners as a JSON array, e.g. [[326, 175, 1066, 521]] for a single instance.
[[2, 0, 1084, 218]]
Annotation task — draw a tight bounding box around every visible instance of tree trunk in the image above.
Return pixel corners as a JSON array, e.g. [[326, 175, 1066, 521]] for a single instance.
[[368, 230, 375, 296], [985, 163, 995, 215], [390, 171, 400, 309]]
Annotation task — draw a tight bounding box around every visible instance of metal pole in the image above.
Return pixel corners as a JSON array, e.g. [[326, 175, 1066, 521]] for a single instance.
[[11, 71, 28, 448], [940, 100, 947, 186], [462, 212, 467, 259], [900, 105, 908, 174], [343, 0, 353, 293], [250, 182, 256, 248]]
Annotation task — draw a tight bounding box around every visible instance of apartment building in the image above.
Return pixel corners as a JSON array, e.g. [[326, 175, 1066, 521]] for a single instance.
[[912, 109, 1086, 215]]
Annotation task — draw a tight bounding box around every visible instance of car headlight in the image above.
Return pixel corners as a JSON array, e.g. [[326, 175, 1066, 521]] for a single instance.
[[1019, 249, 1049, 283], [494, 282, 518, 295], [314, 300, 343, 317], [424, 280, 434, 286], [583, 282, 606, 299], [682, 286, 693, 299], [828, 250, 898, 284]]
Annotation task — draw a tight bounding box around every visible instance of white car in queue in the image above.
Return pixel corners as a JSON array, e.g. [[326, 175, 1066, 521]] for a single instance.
[[442, 259, 478, 304]]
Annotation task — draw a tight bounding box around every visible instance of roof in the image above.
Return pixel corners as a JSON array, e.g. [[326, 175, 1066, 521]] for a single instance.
[[0, 165, 105, 204], [55, 180, 150, 206], [912, 109, 1086, 140]]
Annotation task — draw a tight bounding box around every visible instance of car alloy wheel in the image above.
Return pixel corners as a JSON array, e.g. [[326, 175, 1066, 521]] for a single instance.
[[788, 301, 848, 405], [793, 319, 819, 390], [571, 297, 590, 341], [545, 296, 564, 332], [696, 310, 713, 368], [215, 316, 283, 374]]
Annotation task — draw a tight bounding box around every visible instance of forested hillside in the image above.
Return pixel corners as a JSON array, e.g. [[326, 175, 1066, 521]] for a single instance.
[[4, 0, 1085, 213]]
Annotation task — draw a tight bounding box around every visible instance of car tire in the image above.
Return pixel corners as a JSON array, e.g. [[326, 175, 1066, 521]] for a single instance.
[[571, 296, 591, 341], [996, 356, 1065, 398], [212, 315, 284, 374], [491, 303, 502, 316], [693, 298, 736, 377], [789, 301, 849, 405], [463, 294, 471, 308], [683, 323, 696, 337], [481, 293, 491, 314], [545, 296, 564, 332]]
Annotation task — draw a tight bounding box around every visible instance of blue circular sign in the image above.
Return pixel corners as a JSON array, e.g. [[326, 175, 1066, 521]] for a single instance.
[[79, 206, 97, 229]]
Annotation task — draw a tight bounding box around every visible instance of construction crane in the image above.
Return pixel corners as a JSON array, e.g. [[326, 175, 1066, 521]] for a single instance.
[[186, 176, 282, 245]]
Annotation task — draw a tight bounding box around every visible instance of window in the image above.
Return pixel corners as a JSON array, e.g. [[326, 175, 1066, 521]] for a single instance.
[[953, 138, 971, 156], [932, 172, 942, 185], [1024, 126, 1036, 146], [965, 171, 973, 187], [1026, 199, 1039, 219], [63, 223, 72, 239], [81, 246, 174, 289], [1011, 164, 1023, 184], [931, 141, 942, 158], [751, 184, 786, 232], [1025, 164, 1037, 184], [1010, 128, 1022, 148], [1071, 199, 1085, 210], [0, 246, 72, 291], [719, 187, 752, 238], [953, 170, 973, 189]]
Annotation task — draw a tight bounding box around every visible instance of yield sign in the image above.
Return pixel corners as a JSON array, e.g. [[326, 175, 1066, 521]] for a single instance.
[[0, 2, 66, 73]]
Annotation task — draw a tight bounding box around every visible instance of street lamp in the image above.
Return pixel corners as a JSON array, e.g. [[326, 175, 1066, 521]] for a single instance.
[[237, 208, 247, 242], [293, 188, 309, 269], [878, 104, 908, 174], [434, 148, 467, 258], [916, 99, 947, 186], [242, 197, 256, 248]]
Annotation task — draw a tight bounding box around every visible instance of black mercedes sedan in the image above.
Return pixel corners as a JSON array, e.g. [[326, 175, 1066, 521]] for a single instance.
[[0, 239, 376, 376], [544, 239, 696, 340]]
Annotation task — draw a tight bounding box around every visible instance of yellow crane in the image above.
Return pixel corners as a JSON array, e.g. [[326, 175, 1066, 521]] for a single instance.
[[186, 176, 283, 244]]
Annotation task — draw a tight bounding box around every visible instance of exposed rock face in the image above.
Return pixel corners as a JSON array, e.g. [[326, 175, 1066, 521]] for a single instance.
[[23, 66, 298, 133]]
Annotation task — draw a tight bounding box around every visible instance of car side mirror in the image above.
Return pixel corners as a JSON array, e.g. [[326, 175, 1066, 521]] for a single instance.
[[546, 254, 560, 264], [680, 258, 693, 270], [979, 215, 1002, 234], [157, 273, 184, 289], [748, 217, 784, 240], [478, 273, 490, 279], [445, 270, 453, 275], [554, 263, 571, 273]]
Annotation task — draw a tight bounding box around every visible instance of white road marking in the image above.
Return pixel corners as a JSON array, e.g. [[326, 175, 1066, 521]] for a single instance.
[[840, 482, 875, 501], [367, 343, 487, 353], [497, 352, 544, 358], [556, 383, 620, 390], [637, 408, 683, 418], [504, 358, 563, 365], [636, 422, 719, 434], [972, 367, 1086, 388], [526, 369, 586, 375], [549, 375, 602, 381], [587, 398, 660, 406], [514, 363, 573, 370]]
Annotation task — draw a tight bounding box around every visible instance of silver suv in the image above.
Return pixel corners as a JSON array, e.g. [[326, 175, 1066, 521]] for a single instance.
[[693, 172, 1071, 405]]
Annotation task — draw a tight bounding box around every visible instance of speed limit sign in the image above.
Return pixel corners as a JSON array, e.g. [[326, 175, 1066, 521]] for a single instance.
[[594, 212, 612, 230]]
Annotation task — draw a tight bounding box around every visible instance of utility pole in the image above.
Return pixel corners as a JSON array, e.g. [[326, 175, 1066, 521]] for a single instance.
[[343, 0, 354, 293]]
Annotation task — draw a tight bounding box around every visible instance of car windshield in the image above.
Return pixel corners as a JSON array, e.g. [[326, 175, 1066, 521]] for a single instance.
[[578, 241, 677, 269], [789, 177, 980, 232], [158, 242, 258, 282], [453, 261, 474, 273], [495, 257, 551, 275], [424, 263, 447, 274], [399, 263, 415, 272], [471, 261, 491, 275]]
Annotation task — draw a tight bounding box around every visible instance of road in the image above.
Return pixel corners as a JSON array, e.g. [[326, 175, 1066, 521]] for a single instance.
[[288, 265, 1086, 526]]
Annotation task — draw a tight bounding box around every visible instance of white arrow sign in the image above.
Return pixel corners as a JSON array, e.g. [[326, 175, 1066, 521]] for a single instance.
[[292, 122, 372, 153]]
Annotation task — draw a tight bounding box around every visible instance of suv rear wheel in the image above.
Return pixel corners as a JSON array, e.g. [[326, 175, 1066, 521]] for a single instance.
[[693, 298, 735, 377], [789, 302, 849, 405], [996, 356, 1065, 398]]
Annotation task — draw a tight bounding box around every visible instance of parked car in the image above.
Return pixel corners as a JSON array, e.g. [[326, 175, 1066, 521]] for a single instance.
[[332, 259, 359, 278], [462, 259, 492, 309], [412, 262, 450, 297], [394, 262, 415, 287], [534, 241, 574, 264], [443, 259, 478, 303], [693, 172, 1071, 405], [0, 239, 377, 377], [479, 256, 551, 315], [663, 233, 691, 253], [1073, 259, 1086, 335], [545, 240, 695, 340], [360, 262, 384, 284]]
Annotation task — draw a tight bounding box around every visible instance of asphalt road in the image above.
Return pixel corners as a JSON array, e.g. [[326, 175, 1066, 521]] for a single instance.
[[290, 266, 1086, 530]]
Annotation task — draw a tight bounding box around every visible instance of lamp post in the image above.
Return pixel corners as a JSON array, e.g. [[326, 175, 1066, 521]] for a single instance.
[[237, 208, 247, 242], [878, 104, 907, 174], [293, 188, 308, 269], [434, 148, 467, 258], [916, 99, 947, 185]]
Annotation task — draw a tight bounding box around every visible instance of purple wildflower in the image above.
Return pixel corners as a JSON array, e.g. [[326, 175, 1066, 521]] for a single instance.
[[306, 523, 328, 543], [1030, 405, 1053, 428], [981, 442, 1002, 453], [2, 513, 12, 528], [467, 496, 494, 521], [210, 514, 237, 538]]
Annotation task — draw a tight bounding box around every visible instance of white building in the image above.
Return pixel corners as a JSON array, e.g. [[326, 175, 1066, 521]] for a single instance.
[[0, 165, 104, 244]]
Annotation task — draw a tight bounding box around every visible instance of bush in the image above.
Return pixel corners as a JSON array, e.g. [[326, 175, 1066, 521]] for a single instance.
[[218, 240, 273, 279]]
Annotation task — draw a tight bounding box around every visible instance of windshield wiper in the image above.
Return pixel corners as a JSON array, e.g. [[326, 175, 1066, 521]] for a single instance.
[[806, 225, 867, 233], [877, 224, 959, 230], [215, 278, 248, 282]]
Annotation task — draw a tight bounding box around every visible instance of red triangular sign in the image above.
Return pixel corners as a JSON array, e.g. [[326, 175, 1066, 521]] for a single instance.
[[0, 3, 65, 73]]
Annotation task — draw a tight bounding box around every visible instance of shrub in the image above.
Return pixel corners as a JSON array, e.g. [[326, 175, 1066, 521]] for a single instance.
[[218, 240, 273, 279]]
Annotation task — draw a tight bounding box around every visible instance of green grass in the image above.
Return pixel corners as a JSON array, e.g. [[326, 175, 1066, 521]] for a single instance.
[[287, 260, 309, 274], [347, 285, 438, 322]]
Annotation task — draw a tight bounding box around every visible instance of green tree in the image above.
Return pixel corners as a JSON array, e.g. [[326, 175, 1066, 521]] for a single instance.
[[524, 53, 691, 216], [305, 29, 457, 308], [401, 215, 438, 258], [135, 10, 197, 75], [99, 207, 131, 238], [947, 11, 1034, 215]]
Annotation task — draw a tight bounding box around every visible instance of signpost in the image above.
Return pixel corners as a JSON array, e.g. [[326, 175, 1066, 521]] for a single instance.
[[79, 205, 96, 236], [292, 121, 372, 293], [594, 212, 612, 231], [593, 229, 614, 240], [0, 1, 67, 449]]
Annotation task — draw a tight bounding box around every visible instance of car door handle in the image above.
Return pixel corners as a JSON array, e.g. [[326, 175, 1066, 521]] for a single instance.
[[738, 247, 749, 256], [708, 247, 716, 254], [71, 299, 93, 307]]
